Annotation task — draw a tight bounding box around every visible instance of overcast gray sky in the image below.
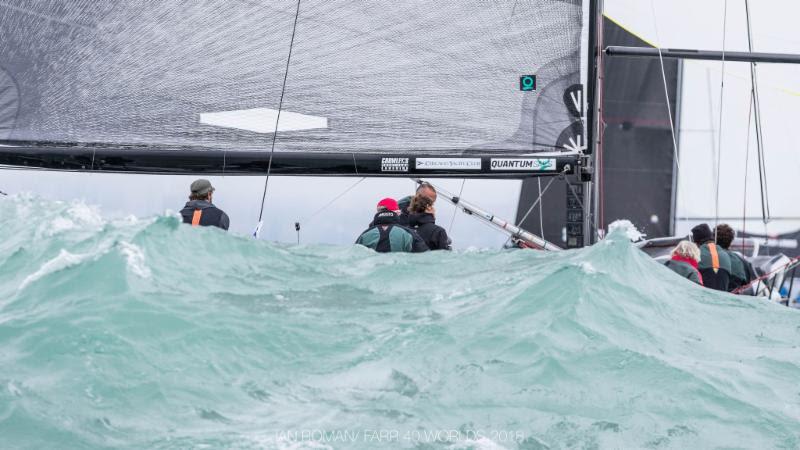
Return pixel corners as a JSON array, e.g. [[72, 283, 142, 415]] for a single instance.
[[0, 170, 523, 249]]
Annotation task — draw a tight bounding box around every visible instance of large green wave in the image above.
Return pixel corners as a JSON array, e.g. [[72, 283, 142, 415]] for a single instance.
[[1, 195, 799, 449]]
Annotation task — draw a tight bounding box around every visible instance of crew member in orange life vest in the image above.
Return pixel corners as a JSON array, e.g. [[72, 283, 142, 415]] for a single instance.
[[180, 179, 230, 230], [691, 223, 731, 291]]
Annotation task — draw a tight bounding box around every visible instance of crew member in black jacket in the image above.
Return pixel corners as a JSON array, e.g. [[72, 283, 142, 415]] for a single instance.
[[408, 194, 451, 250], [179, 179, 230, 230]]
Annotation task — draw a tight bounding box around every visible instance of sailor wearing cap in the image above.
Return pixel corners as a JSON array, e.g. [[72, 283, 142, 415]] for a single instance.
[[691, 223, 731, 291], [355, 198, 428, 253], [179, 179, 230, 230]]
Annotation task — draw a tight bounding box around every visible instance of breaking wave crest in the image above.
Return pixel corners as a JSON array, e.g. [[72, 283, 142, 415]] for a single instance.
[[1, 195, 799, 449]]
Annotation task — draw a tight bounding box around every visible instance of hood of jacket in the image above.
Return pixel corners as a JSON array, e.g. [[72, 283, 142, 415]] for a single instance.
[[372, 211, 399, 226], [181, 200, 216, 211]]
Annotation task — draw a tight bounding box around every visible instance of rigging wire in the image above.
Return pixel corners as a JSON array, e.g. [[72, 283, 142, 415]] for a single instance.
[[501, 170, 566, 247], [649, 0, 685, 228], [293, 176, 366, 244], [253, 0, 302, 238], [537, 178, 544, 238], [741, 90, 754, 251], [297, 177, 367, 226], [713, 0, 729, 241], [447, 179, 466, 234], [744, 0, 771, 224], [732, 256, 800, 295], [516, 173, 563, 229]]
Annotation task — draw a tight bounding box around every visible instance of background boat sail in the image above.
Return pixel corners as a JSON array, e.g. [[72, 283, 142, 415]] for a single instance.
[[587, 0, 800, 300]]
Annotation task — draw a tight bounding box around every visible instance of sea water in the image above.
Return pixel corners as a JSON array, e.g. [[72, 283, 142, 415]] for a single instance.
[[1, 195, 799, 449]]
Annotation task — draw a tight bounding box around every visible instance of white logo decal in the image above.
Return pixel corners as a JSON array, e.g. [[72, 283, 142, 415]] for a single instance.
[[381, 157, 409, 172], [490, 158, 556, 171], [415, 158, 481, 170]]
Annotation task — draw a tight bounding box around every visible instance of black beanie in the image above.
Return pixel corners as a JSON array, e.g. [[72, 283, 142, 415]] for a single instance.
[[691, 223, 713, 244]]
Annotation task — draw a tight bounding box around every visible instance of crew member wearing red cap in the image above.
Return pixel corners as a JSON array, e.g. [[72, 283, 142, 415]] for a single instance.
[[355, 198, 429, 253]]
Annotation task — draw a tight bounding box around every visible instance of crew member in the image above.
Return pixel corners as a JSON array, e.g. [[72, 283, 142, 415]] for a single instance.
[[397, 182, 437, 226], [370, 182, 438, 228], [715, 223, 756, 292], [408, 194, 451, 250], [664, 240, 703, 285], [356, 198, 428, 253], [180, 179, 230, 230], [396, 196, 413, 226], [691, 223, 731, 291]]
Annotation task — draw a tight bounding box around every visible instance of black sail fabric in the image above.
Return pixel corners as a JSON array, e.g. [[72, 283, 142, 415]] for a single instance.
[[0, 1, 587, 154]]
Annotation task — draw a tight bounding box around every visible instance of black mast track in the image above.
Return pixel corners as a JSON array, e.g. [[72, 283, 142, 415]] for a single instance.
[[585, 0, 599, 157], [605, 46, 800, 64], [0, 141, 579, 178], [584, 0, 602, 246]]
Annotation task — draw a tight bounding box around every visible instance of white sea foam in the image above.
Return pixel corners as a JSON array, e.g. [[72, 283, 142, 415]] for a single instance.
[[608, 219, 645, 242], [7, 381, 22, 397], [18, 249, 91, 290], [118, 242, 151, 279], [46, 201, 104, 236], [49, 217, 76, 234], [67, 202, 104, 228], [578, 261, 598, 274]]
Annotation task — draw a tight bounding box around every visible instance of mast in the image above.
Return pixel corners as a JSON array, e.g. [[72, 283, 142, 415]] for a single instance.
[[584, 0, 604, 245]]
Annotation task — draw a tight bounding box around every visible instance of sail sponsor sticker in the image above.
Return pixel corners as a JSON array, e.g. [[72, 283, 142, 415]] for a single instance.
[[490, 158, 556, 171], [520, 75, 537, 91], [415, 158, 481, 170], [381, 157, 409, 172]]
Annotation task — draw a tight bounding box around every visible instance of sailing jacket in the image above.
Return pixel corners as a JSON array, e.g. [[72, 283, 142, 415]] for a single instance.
[[180, 200, 230, 231], [698, 242, 731, 291], [724, 249, 756, 291], [408, 213, 451, 250], [356, 211, 429, 253], [664, 255, 703, 285]]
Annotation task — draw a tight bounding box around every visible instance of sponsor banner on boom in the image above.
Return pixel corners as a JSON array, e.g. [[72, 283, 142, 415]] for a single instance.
[[490, 158, 556, 171], [415, 158, 481, 171], [381, 157, 409, 172]]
